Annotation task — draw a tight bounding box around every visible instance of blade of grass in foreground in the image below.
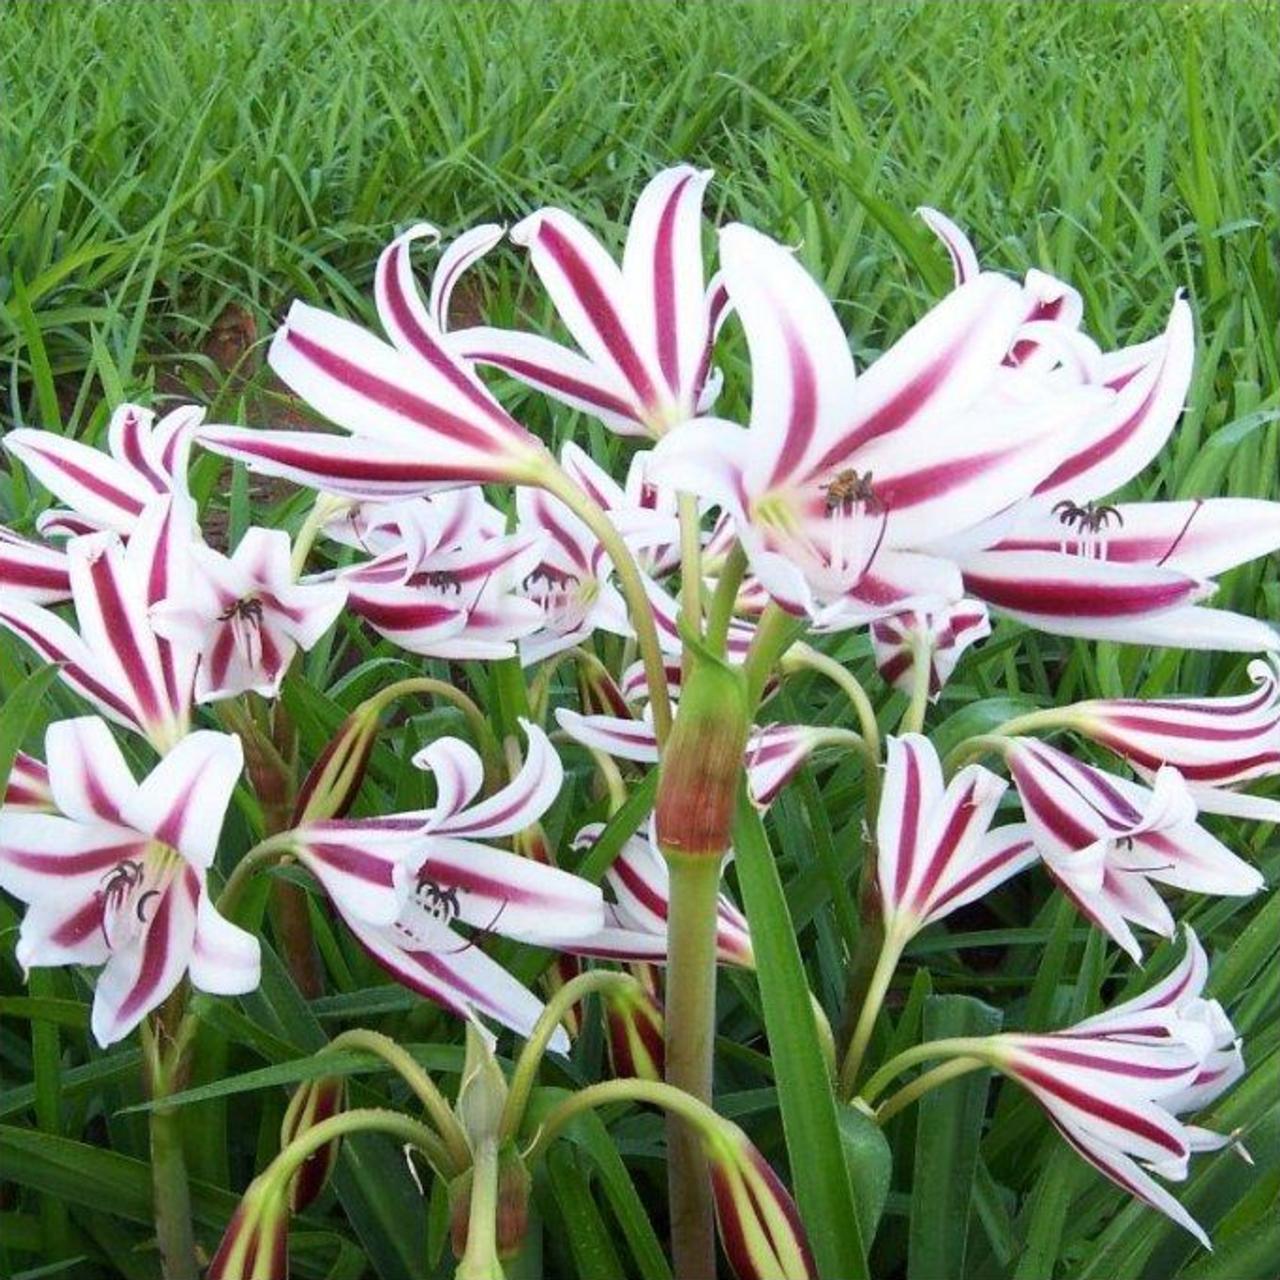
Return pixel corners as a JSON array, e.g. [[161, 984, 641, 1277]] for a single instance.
[[732, 787, 869, 1280]]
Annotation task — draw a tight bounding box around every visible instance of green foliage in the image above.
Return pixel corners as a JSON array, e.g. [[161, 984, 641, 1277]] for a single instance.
[[1, 2, 1278, 1278]]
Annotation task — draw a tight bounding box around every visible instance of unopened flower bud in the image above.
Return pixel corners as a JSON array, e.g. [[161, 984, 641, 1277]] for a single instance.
[[706, 1125, 816, 1280], [603, 970, 665, 1081], [456, 1020, 508, 1152], [292, 704, 379, 824], [654, 642, 750, 859], [279, 1075, 346, 1211], [576, 649, 633, 718], [207, 1171, 290, 1280]]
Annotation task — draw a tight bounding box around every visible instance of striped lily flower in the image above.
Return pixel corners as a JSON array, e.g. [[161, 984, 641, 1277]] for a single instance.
[[336, 491, 545, 660], [0, 717, 258, 1047], [869, 598, 990, 700], [983, 928, 1243, 1247], [0, 525, 70, 604], [514, 486, 635, 665], [0, 498, 196, 750], [650, 222, 1103, 624], [877, 734, 1038, 939], [555, 708, 850, 810], [150, 527, 346, 702], [285, 722, 602, 1047], [562, 825, 754, 967], [199, 225, 555, 500], [1061, 658, 1280, 821], [3, 754, 53, 811], [4, 403, 199, 538], [917, 212, 1280, 650], [452, 165, 728, 438], [1005, 738, 1263, 961]]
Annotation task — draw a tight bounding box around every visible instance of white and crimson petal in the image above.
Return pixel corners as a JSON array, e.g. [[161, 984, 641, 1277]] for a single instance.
[[421, 720, 563, 839], [5, 404, 197, 537], [0, 526, 70, 604], [1066, 658, 1280, 809], [0, 717, 255, 1047], [564, 827, 753, 967], [1031, 298, 1194, 508], [876, 735, 1035, 933], [0, 500, 195, 749], [870, 600, 990, 699], [1006, 739, 1262, 959], [199, 271, 552, 498]]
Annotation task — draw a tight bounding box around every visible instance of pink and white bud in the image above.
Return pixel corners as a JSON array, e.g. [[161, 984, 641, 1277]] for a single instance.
[[706, 1125, 816, 1280], [280, 1076, 346, 1212], [207, 1171, 290, 1280]]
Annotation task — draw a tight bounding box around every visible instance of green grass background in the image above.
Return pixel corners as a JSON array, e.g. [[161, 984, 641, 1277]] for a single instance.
[[1, 2, 1279, 1278]]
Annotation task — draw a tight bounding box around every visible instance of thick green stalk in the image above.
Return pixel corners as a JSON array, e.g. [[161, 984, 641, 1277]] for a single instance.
[[838, 928, 907, 1099], [663, 852, 725, 1280], [142, 1018, 198, 1280]]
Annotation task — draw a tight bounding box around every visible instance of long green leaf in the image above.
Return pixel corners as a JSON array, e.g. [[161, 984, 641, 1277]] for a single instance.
[[907, 995, 1002, 1280], [732, 789, 869, 1280]]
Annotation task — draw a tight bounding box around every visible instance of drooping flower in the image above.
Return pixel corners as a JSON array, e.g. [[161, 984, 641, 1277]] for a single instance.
[[514, 486, 634, 664], [917, 210, 1280, 651], [1005, 738, 1263, 960], [869, 599, 991, 699], [452, 165, 728, 438], [0, 498, 196, 749], [4, 403, 199, 537], [1059, 657, 1280, 820], [651, 222, 1105, 626], [980, 928, 1244, 1247], [284, 722, 602, 1046], [199, 225, 556, 500], [876, 735, 1038, 942], [562, 825, 754, 967], [0, 525, 71, 604], [337, 490, 546, 660], [0, 717, 258, 1046], [150, 527, 346, 702]]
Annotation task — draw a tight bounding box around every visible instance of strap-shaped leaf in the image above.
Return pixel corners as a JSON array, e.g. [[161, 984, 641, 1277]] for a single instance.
[[732, 788, 870, 1280]]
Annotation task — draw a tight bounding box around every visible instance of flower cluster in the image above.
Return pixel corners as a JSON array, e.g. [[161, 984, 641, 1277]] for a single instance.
[[1, 165, 1275, 1273]]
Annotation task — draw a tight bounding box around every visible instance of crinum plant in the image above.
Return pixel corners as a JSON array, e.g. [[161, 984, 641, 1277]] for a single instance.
[[1, 167, 1275, 1280]]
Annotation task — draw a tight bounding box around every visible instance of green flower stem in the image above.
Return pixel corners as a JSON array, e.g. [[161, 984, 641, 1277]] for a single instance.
[[326, 1029, 469, 1172], [678, 491, 704, 644], [662, 851, 725, 1280], [838, 928, 907, 1099], [900, 633, 934, 734], [704, 541, 748, 656], [272, 1107, 452, 1186], [141, 1016, 198, 1280], [289, 493, 349, 578], [742, 604, 807, 706], [363, 676, 503, 777], [502, 970, 639, 1143], [941, 733, 1014, 776], [873, 1056, 987, 1124], [856, 1036, 998, 1108], [457, 1137, 503, 1280], [543, 468, 672, 742], [523, 1076, 725, 1166]]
